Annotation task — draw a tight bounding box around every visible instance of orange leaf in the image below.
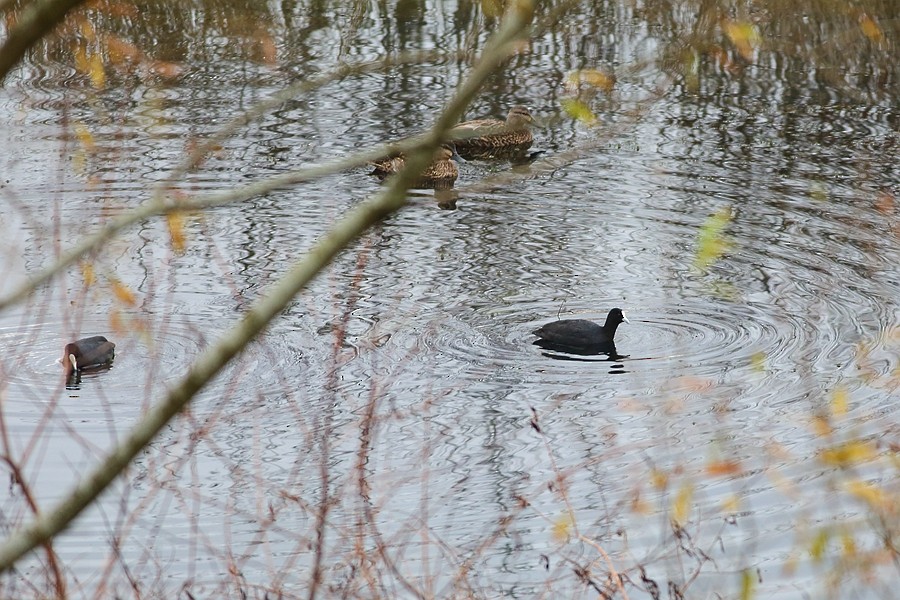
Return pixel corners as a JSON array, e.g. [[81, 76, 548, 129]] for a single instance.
[[78, 17, 97, 43], [108, 308, 124, 333], [859, 15, 884, 42], [706, 460, 741, 476], [167, 211, 187, 253], [721, 494, 740, 513], [650, 468, 668, 490], [565, 69, 615, 93], [104, 34, 143, 65], [874, 192, 895, 215], [145, 60, 186, 81], [110, 279, 137, 306], [811, 413, 832, 437], [256, 30, 278, 65]]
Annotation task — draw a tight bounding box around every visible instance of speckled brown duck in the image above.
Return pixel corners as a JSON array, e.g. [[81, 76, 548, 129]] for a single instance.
[[451, 106, 535, 159], [369, 144, 461, 190]]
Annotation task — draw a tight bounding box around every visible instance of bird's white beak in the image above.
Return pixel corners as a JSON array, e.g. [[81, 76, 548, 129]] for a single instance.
[[68, 354, 78, 371], [622, 313, 630, 324]]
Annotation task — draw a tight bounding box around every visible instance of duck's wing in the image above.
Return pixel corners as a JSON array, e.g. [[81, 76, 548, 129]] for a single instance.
[[369, 155, 405, 177], [452, 118, 507, 137]]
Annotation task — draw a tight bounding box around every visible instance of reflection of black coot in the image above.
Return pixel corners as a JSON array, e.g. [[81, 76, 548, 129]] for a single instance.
[[533, 308, 629, 355], [63, 336, 116, 379]]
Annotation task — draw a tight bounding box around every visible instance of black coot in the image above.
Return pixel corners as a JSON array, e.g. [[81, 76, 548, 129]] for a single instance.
[[532, 308, 629, 355], [63, 336, 116, 379]]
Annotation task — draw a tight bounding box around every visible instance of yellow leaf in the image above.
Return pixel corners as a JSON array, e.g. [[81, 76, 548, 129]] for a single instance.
[[87, 51, 106, 88], [73, 44, 90, 75], [750, 351, 766, 373], [560, 98, 598, 126], [831, 385, 848, 418], [481, 0, 504, 18], [110, 279, 137, 306], [73, 122, 95, 152], [551, 514, 573, 543], [81, 262, 96, 286], [809, 181, 828, 202], [739, 568, 754, 600], [819, 440, 877, 467], [682, 50, 699, 93], [694, 206, 733, 272], [845, 480, 889, 511], [672, 483, 693, 526], [810, 528, 829, 561], [723, 20, 760, 61], [859, 15, 884, 42], [167, 211, 187, 253]]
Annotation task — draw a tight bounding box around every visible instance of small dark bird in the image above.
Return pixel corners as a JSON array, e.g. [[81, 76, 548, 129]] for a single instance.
[[532, 308, 629, 355], [63, 336, 116, 380], [369, 143, 462, 190], [451, 106, 536, 159]]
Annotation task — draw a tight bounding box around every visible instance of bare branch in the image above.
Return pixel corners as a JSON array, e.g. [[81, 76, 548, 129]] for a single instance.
[[0, 0, 535, 575]]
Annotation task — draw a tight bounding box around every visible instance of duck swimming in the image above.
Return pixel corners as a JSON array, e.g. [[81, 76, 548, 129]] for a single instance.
[[369, 143, 462, 190], [451, 106, 535, 159]]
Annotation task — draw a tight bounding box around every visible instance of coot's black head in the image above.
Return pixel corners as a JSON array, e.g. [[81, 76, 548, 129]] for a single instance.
[[605, 308, 629, 328]]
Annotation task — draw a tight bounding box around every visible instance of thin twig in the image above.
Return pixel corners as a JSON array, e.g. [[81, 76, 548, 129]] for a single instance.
[[0, 0, 535, 578]]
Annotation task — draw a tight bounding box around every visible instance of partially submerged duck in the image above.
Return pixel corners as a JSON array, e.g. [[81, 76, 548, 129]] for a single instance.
[[369, 144, 462, 190], [63, 336, 116, 380], [533, 308, 629, 355], [451, 106, 535, 159]]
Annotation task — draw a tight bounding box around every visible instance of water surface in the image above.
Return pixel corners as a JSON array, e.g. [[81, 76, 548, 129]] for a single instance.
[[0, 1, 898, 598]]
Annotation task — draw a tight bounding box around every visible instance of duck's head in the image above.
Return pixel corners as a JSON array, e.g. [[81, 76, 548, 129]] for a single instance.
[[437, 143, 464, 163], [506, 106, 535, 128]]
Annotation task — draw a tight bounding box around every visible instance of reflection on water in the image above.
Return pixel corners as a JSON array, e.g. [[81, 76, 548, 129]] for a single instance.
[[0, 0, 898, 598]]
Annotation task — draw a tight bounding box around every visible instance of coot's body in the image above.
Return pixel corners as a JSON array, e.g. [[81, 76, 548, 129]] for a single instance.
[[63, 336, 116, 378], [533, 308, 628, 355]]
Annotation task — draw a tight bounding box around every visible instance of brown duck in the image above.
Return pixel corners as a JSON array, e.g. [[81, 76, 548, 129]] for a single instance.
[[369, 144, 461, 190], [451, 106, 535, 159]]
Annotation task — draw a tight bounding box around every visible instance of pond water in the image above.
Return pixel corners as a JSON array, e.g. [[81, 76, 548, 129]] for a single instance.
[[0, 1, 898, 598]]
